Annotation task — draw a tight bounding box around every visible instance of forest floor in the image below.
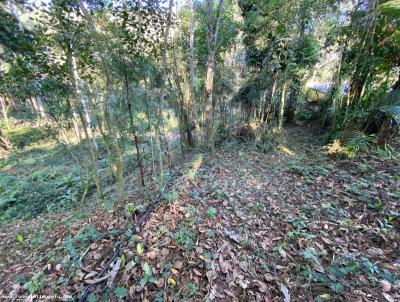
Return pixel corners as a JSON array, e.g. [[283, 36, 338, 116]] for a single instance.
[[0, 125, 399, 302]]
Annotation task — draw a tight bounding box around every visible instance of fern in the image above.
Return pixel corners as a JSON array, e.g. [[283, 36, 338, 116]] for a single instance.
[[344, 132, 375, 158]]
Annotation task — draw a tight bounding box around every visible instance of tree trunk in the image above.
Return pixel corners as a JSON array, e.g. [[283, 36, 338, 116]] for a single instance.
[[156, 0, 174, 175], [204, 0, 224, 150], [265, 75, 278, 123], [35, 96, 47, 120], [0, 96, 10, 129], [278, 80, 288, 132], [155, 0, 174, 184], [285, 83, 296, 124], [143, 83, 156, 179], [172, 37, 193, 150], [259, 89, 268, 123], [77, 0, 125, 198], [29, 95, 47, 124], [123, 66, 145, 187], [155, 103, 164, 184], [0, 128, 12, 150], [67, 46, 103, 201], [188, 0, 197, 145], [72, 110, 82, 142]]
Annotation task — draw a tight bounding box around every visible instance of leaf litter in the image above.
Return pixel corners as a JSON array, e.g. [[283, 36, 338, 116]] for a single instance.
[[0, 127, 399, 301]]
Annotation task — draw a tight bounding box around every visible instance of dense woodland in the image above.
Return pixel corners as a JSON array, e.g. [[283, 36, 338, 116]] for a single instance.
[[0, 0, 399, 301]]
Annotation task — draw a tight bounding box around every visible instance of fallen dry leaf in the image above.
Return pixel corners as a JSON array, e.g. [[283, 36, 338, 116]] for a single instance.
[[174, 260, 183, 270], [381, 280, 392, 293], [146, 250, 157, 259], [383, 293, 394, 302], [264, 273, 274, 282], [253, 280, 269, 293], [193, 269, 203, 276], [155, 278, 164, 288], [280, 283, 290, 302]]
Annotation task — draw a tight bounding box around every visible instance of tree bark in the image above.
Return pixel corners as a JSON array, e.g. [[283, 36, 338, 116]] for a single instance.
[[155, 0, 174, 184], [204, 0, 224, 150], [278, 79, 288, 132], [77, 0, 125, 198], [123, 66, 145, 187], [172, 38, 194, 150], [143, 81, 156, 179], [0, 96, 10, 129], [67, 46, 103, 200], [188, 0, 197, 145], [0, 128, 12, 150], [72, 110, 82, 142], [265, 75, 278, 123]]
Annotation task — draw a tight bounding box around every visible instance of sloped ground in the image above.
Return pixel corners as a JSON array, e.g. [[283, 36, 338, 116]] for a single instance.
[[1, 126, 399, 301]]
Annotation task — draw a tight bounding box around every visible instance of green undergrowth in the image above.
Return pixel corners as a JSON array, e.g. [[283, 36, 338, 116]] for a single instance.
[[0, 124, 86, 223], [0, 121, 159, 223], [4, 125, 52, 148], [0, 167, 82, 222]]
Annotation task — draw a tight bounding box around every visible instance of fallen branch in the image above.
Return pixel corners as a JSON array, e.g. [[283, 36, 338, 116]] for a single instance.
[[78, 172, 175, 302], [84, 274, 110, 284]]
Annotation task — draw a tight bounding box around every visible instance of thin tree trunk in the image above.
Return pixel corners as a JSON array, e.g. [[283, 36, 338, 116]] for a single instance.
[[172, 37, 186, 148], [67, 46, 103, 200], [0, 128, 12, 150], [155, 0, 174, 185], [143, 84, 156, 180], [30, 96, 40, 117], [188, 0, 197, 145], [278, 80, 288, 132], [259, 89, 268, 123], [204, 0, 224, 150], [35, 96, 47, 119], [81, 98, 98, 152], [0, 96, 10, 129], [71, 110, 82, 142], [77, 0, 124, 199], [331, 48, 343, 130], [123, 66, 145, 187], [266, 75, 278, 123], [172, 38, 193, 150], [93, 110, 115, 179], [155, 103, 164, 184]]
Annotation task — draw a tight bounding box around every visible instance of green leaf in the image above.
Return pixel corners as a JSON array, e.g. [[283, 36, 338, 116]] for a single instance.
[[319, 293, 331, 300], [137, 242, 144, 256], [87, 293, 96, 302], [126, 260, 136, 271], [207, 207, 217, 218], [16, 234, 24, 243], [140, 278, 148, 287], [380, 105, 400, 123], [330, 282, 343, 293], [114, 287, 127, 299], [302, 248, 318, 262], [143, 262, 152, 277], [328, 262, 358, 277]]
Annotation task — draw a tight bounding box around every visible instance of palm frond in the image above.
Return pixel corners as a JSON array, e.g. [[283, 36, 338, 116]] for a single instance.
[[380, 105, 400, 124]]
